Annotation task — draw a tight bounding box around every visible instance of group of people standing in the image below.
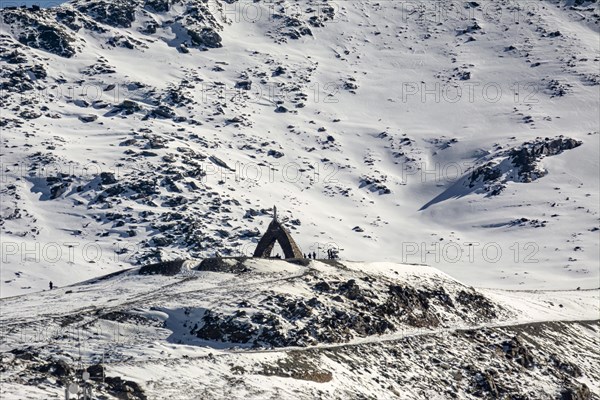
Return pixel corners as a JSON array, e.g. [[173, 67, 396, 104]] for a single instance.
[[302, 249, 338, 260], [326, 248, 338, 259]]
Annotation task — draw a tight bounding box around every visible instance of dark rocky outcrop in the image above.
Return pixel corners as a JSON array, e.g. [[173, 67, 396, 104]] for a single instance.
[[550, 354, 583, 378], [468, 137, 583, 195], [105, 376, 148, 400], [188, 270, 503, 348], [196, 257, 249, 273], [2, 10, 77, 57], [99, 311, 163, 327], [19, 24, 76, 58], [471, 370, 500, 398], [187, 27, 222, 49], [79, 115, 98, 123], [499, 336, 536, 368], [260, 353, 333, 383], [145, 0, 170, 13], [86, 364, 104, 381], [139, 259, 186, 275], [112, 100, 143, 115], [456, 290, 497, 319], [508, 137, 582, 183], [150, 105, 175, 119], [36, 359, 72, 381], [0, 49, 27, 64], [75, 0, 138, 28], [194, 310, 258, 343], [235, 80, 252, 90], [560, 383, 592, 400], [100, 172, 118, 185], [359, 175, 391, 195]]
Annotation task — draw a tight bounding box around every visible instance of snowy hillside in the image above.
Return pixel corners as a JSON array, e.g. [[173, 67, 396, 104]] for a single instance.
[[2, 0, 600, 398], [1, 259, 598, 399], [0, 0, 598, 296]]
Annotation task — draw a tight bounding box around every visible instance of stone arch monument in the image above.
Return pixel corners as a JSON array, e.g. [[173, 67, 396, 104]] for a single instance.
[[253, 206, 303, 259]]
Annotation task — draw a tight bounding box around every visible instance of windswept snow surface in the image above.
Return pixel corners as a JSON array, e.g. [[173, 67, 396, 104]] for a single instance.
[[0, 0, 598, 298]]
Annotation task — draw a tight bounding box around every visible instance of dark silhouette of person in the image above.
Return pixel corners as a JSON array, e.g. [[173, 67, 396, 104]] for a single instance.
[[312, 251, 317, 259], [303, 253, 307, 259], [49, 281, 53, 290]]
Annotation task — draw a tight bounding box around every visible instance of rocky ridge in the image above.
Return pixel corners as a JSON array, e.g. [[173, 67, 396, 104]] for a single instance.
[[0, 259, 598, 399]]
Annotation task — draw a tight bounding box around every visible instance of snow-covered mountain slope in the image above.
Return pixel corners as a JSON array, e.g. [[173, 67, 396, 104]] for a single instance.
[[1, 0, 599, 297], [0, 259, 598, 399]]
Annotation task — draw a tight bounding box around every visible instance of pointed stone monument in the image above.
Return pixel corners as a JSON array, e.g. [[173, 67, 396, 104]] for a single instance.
[[253, 206, 303, 259]]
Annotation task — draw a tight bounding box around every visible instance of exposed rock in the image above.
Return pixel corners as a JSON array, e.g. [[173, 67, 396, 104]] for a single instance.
[[86, 364, 104, 381], [145, 0, 170, 13], [150, 105, 175, 119], [178, 43, 189, 53], [105, 376, 148, 400], [36, 359, 72, 379], [209, 155, 234, 171], [113, 100, 142, 114], [550, 354, 582, 377], [75, 0, 137, 28], [499, 336, 535, 368], [472, 370, 499, 398], [267, 149, 284, 158], [139, 259, 186, 276], [509, 137, 582, 183], [260, 354, 333, 383], [235, 80, 252, 90], [187, 27, 222, 49], [79, 114, 97, 123], [10, 347, 40, 361], [55, 9, 83, 32], [344, 80, 358, 90], [272, 66, 286, 77], [359, 175, 391, 195], [19, 110, 42, 120], [196, 258, 249, 273], [184, 264, 503, 349], [468, 137, 583, 195], [456, 290, 497, 319], [19, 24, 76, 57], [1, 49, 27, 64], [49, 182, 69, 199], [100, 172, 117, 185], [561, 383, 592, 400]]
